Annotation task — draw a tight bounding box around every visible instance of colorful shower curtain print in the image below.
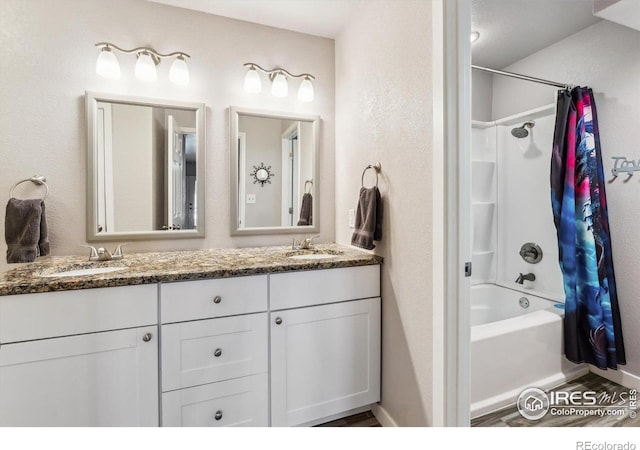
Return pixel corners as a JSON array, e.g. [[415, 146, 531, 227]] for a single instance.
[[550, 87, 625, 370]]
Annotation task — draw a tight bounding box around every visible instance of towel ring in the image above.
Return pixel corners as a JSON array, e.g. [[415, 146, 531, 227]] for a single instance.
[[9, 175, 49, 200], [304, 180, 313, 194], [361, 162, 382, 188]]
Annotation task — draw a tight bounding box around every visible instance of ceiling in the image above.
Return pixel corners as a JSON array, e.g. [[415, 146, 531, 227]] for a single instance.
[[147, 0, 604, 69], [147, 0, 358, 39], [471, 0, 602, 68]]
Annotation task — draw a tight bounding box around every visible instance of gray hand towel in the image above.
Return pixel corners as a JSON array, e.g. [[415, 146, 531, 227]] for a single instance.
[[297, 193, 313, 226], [351, 187, 383, 250], [5, 198, 50, 263]]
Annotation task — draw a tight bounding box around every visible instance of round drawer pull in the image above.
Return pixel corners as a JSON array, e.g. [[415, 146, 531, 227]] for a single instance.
[[275, 317, 283, 325], [214, 410, 223, 421], [213, 348, 222, 358], [142, 333, 153, 342], [213, 296, 222, 304]]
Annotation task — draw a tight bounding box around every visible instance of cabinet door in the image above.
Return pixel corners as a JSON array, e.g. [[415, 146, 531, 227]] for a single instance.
[[270, 298, 381, 427], [162, 374, 268, 427], [0, 326, 158, 426]]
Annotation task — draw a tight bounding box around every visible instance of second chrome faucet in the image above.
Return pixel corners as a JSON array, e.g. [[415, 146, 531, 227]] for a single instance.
[[81, 244, 129, 261]]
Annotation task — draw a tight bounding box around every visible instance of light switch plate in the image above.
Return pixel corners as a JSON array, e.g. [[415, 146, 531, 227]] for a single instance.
[[247, 194, 256, 204], [348, 209, 355, 228]]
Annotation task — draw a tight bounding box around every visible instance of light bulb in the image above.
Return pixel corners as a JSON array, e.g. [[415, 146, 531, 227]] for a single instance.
[[244, 66, 262, 93], [169, 55, 189, 86], [96, 47, 120, 78], [135, 51, 157, 82], [271, 72, 288, 98], [298, 77, 314, 102], [470, 31, 480, 43]]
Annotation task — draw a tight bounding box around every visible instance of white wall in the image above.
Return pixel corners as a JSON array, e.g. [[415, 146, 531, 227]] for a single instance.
[[492, 20, 640, 376], [0, 0, 334, 271], [111, 103, 153, 231], [238, 115, 282, 227], [471, 70, 493, 121], [336, 0, 434, 426]]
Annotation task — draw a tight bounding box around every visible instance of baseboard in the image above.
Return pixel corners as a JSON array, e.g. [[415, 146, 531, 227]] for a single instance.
[[297, 405, 371, 427], [371, 403, 398, 427], [589, 365, 640, 390]]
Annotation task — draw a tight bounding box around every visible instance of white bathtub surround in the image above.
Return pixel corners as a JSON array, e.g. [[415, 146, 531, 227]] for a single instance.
[[472, 104, 565, 297], [470, 284, 587, 419]]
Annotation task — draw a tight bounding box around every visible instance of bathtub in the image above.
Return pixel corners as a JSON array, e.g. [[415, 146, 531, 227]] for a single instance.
[[470, 284, 588, 419]]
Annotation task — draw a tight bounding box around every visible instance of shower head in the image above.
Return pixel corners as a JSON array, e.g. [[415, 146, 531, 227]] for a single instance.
[[511, 121, 535, 138]]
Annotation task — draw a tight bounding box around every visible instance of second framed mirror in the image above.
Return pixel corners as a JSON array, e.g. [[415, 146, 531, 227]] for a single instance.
[[230, 107, 319, 235]]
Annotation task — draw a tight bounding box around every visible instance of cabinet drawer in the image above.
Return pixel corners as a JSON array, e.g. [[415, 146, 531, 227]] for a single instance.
[[162, 374, 268, 427], [161, 313, 268, 391], [0, 285, 158, 343], [270, 265, 380, 310], [160, 275, 267, 323]]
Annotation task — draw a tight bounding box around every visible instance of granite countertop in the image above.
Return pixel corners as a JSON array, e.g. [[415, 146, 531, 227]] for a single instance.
[[0, 243, 382, 296]]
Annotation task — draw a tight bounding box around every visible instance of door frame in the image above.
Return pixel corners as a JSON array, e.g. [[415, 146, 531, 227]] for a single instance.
[[431, 0, 472, 427], [281, 123, 300, 227]]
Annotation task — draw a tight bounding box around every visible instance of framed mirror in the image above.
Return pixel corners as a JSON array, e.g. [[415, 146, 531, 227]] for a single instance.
[[230, 107, 319, 235], [86, 92, 205, 241]]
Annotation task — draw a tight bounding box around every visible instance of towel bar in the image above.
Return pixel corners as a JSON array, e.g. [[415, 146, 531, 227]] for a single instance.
[[9, 175, 49, 200], [361, 162, 381, 188]]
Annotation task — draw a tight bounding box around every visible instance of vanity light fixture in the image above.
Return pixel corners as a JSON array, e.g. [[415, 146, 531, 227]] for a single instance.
[[243, 63, 315, 102], [95, 42, 190, 86], [470, 31, 480, 43]]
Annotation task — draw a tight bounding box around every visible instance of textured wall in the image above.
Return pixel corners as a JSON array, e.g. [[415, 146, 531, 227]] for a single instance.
[[239, 115, 283, 228], [471, 70, 493, 121], [492, 20, 640, 376], [0, 0, 334, 271], [335, 0, 434, 426]]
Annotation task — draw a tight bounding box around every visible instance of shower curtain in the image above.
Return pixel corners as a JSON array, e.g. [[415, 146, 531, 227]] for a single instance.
[[550, 87, 625, 370]]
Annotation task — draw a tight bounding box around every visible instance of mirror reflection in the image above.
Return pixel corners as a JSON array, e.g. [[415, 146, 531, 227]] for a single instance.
[[86, 92, 205, 241], [230, 108, 319, 235]]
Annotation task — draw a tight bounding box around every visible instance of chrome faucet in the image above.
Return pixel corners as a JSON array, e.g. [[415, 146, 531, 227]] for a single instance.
[[515, 272, 536, 284], [81, 244, 129, 261], [292, 235, 320, 250]]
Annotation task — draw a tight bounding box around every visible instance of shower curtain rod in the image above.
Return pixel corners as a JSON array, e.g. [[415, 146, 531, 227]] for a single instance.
[[472, 65, 573, 90]]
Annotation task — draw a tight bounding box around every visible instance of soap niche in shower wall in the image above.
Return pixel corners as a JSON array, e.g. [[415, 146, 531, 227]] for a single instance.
[[471, 124, 497, 284]]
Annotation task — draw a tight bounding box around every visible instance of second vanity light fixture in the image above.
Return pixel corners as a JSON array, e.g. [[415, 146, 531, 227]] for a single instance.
[[243, 63, 315, 102], [95, 42, 190, 86]]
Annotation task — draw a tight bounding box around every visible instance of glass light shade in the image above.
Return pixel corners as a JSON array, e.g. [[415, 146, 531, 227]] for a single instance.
[[135, 52, 157, 82], [298, 77, 314, 102], [470, 31, 480, 43], [96, 48, 120, 78], [169, 56, 189, 86], [244, 67, 262, 93], [271, 72, 288, 98]]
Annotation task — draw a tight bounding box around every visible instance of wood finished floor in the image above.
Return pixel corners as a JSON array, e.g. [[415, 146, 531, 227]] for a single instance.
[[472, 373, 640, 427], [316, 411, 381, 427]]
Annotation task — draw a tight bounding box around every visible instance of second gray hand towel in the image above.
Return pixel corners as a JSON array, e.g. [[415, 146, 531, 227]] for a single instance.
[[351, 187, 382, 250]]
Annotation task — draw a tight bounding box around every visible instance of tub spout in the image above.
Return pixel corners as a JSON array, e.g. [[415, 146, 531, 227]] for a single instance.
[[515, 273, 536, 284]]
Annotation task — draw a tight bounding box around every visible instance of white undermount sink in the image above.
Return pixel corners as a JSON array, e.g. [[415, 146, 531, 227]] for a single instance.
[[288, 254, 339, 260], [285, 249, 344, 260], [40, 267, 127, 278]]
